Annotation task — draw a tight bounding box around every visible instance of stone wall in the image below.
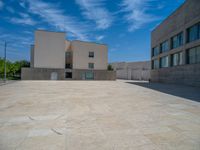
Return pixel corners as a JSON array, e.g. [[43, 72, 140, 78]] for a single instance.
[[151, 64, 200, 87], [21, 68, 65, 80], [72, 69, 116, 80]]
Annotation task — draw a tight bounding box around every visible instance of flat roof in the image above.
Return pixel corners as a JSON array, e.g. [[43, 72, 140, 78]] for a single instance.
[[36, 29, 66, 34], [71, 40, 107, 46]]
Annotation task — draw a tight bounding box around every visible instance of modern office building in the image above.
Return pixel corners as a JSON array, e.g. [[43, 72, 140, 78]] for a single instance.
[[22, 30, 116, 80], [151, 0, 200, 86]]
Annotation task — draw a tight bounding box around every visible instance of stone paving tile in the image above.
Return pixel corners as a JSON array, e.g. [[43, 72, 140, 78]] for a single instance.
[[0, 80, 199, 150]]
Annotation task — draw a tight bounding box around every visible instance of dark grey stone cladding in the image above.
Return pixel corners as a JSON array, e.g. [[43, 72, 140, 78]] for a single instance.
[[21, 68, 65, 80], [151, 64, 200, 87], [151, 0, 200, 87], [72, 69, 116, 80]]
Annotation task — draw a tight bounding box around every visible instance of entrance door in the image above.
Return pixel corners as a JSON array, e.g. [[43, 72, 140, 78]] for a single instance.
[[51, 72, 58, 80]]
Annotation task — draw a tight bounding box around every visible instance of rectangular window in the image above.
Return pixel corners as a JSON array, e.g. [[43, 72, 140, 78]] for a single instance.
[[89, 52, 94, 58], [187, 46, 200, 64], [152, 46, 159, 57], [187, 23, 200, 43], [88, 63, 94, 69], [85, 72, 94, 80], [172, 52, 183, 66], [160, 40, 169, 53], [160, 56, 169, 68], [152, 59, 159, 69], [171, 32, 183, 49]]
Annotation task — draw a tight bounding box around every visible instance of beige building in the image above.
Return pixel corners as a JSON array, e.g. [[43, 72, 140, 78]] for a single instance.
[[22, 30, 116, 80]]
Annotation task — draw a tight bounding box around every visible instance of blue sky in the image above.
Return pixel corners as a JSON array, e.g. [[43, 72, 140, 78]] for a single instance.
[[0, 0, 185, 62]]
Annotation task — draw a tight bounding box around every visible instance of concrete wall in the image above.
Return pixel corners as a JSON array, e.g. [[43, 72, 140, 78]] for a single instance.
[[34, 30, 66, 69], [151, 0, 200, 87], [21, 68, 65, 80], [72, 69, 116, 80], [71, 41, 108, 70], [30, 45, 34, 68], [111, 61, 150, 81]]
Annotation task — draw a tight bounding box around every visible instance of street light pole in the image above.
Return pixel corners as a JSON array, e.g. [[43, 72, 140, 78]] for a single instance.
[[4, 41, 7, 82]]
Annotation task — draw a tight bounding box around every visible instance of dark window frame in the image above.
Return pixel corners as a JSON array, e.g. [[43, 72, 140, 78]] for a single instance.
[[89, 51, 94, 58]]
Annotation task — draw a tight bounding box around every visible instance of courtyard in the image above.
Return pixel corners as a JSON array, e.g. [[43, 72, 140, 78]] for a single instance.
[[0, 80, 200, 150]]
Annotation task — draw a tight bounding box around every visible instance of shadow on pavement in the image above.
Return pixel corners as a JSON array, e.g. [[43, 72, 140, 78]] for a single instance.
[[126, 81, 200, 102]]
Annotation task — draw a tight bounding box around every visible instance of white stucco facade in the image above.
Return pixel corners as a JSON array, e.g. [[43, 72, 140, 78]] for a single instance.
[[70, 41, 108, 70], [33, 30, 66, 69], [31, 30, 108, 70]]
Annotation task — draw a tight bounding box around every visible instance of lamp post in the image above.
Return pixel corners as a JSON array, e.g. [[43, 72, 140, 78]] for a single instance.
[[4, 42, 7, 82]]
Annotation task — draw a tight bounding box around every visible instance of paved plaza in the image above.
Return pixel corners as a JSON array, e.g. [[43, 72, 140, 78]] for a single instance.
[[0, 80, 200, 150]]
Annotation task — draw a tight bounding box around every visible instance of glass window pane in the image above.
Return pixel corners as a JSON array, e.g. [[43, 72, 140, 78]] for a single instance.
[[189, 25, 198, 42], [161, 41, 169, 53], [85, 72, 94, 80], [161, 56, 169, 68], [153, 46, 159, 56], [88, 63, 94, 69]]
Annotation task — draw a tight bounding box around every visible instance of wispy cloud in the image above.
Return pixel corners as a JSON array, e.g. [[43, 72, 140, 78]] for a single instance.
[[121, 0, 160, 31], [25, 0, 89, 40], [0, 0, 3, 10], [75, 0, 113, 30], [10, 13, 37, 26], [96, 35, 105, 41]]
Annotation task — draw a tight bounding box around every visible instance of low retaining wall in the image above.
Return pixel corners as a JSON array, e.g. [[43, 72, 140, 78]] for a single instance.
[[111, 61, 150, 81], [151, 64, 200, 87], [21, 68, 116, 80], [72, 69, 116, 80], [21, 68, 65, 80]]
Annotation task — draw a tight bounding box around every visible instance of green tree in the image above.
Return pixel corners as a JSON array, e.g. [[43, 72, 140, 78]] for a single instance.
[[0, 58, 30, 79], [107, 64, 114, 71]]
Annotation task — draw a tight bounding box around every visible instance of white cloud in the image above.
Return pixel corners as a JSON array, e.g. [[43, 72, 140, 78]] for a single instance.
[[26, 0, 89, 40], [75, 0, 113, 30], [0, 0, 4, 10], [121, 0, 160, 31], [96, 35, 105, 41], [10, 13, 37, 26]]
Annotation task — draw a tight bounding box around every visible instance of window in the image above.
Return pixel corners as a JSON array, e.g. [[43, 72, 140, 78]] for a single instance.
[[152, 59, 159, 69], [89, 52, 94, 58], [88, 63, 94, 69], [187, 23, 200, 43], [160, 56, 169, 68], [172, 52, 183, 66], [65, 52, 71, 57], [152, 46, 159, 57], [160, 41, 169, 53], [187, 46, 200, 64], [65, 64, 72, 69], [171, 32, 183, 49], [85, 72, 94, 80]]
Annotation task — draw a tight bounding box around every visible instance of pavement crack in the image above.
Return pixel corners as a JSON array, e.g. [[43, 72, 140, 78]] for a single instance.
[[28, 116, 35, 121], [51, 128, 63, 135]]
